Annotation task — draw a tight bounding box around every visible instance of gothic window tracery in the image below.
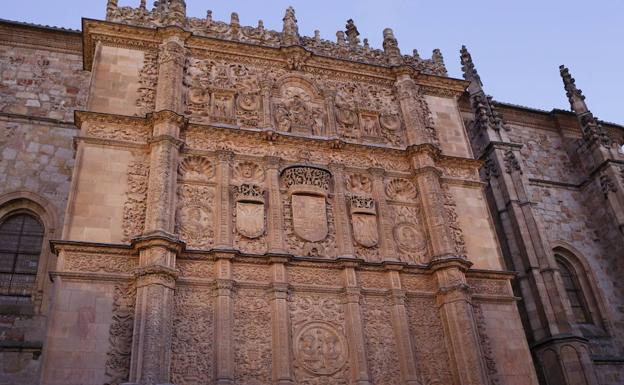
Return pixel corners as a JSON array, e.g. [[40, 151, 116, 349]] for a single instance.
[[557, 256, 592, 324]]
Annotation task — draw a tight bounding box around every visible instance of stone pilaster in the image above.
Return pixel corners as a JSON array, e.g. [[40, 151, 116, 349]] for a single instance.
[[395, 69, 428, 146], [342, 265, 372, 385], [386, 269, 420, 385], [214, 254, 235, 385], [154, 29, 188, 113], [127, 236, 183, 385], [368, 168, 396, 260], [432, 258, 489, 385], [409, 148, 456, 258], [323, 89, 338, 137], [265, 156, 286, 253], [329, 164, 355, 258], [270, 258, 295, 385], [215, 150, 233, 249]]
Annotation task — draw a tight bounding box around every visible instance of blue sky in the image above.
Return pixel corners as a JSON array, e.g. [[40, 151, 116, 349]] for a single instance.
[[4, 0, 623, 123]]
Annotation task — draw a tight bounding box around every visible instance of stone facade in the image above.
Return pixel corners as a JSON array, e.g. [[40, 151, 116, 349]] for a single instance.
[[0, 2, 621, 385]]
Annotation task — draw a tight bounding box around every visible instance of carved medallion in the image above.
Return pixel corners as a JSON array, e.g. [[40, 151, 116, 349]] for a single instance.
[[350, 196, 378, 248], [232, 161, 265, 184], [394, 222, 426, 253], [294, 322, 348, 375], [234, 184, 265, 239], [292, 194, 328, 242]]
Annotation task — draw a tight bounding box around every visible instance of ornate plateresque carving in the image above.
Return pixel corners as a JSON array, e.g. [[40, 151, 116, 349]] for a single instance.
[[362, 296, 401, 385], [176, 184, 215, 249], [290, 296, 349, 384], [392, 205, 428, 264], [122, 154, 149, 242], [233, 184, 265, 240], [104, 283, 136, 385]]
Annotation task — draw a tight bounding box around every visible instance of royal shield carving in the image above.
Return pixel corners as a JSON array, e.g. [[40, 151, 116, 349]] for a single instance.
[[292, 194, 328, 242], [236, 202, 264, 239], [233, 184, 265, 239], [350, 196, 378, 248]]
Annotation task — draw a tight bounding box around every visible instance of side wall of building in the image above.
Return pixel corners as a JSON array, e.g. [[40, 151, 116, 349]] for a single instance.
[[0, 22, 88, 385]]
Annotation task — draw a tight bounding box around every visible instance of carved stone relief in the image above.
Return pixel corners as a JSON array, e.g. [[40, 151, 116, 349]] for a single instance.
[[136, 49, 158, 117], [183, 58, 266, 127], [104, 283, 136, 385], [175, 184, 215, 249], [362, 296, 401, 385], [385, 178, 417, 202], [391, 205, 428, 264], [282, 166, 336, 257], [233, 184, 265, 239], [290, 295, 349, 384], [474, 303, 502, 385], [178, 155, 215, 182], [232, 160, 265, 184], [171, 287, 214, 385], [122, 154, 149, 242], [233, 289, 272, 385], [442, 184, 467, 255], [273, 78, 325, 136], [406, 297, 454, 385]]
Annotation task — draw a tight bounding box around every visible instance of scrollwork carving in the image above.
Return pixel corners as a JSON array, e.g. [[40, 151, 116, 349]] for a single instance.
[[122, 155, 149, 242], [104, 283, 136, 385]]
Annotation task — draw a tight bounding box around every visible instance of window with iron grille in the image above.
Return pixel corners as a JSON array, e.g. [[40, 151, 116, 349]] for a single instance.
[[0, 213, 44, 299]]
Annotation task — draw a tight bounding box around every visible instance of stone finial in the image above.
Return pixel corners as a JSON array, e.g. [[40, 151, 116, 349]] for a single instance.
[[432, 49, 447, 76], [231, 12, 240, 27], [281, 6, 300, 46], [258, 19, 265, 31], [559, 65, 586, 112], [106, 0, 118, 18], [363, 38, 370, 50], [159, 0, 187, 28], [412, 49, 421, 60], [139, 0, 147, 10], [559, 65, 611, 147], [314, 30, 321, 42], [345, 19, 360, 46], [383, 28, 403, 66], [460, 45, 482, 87], [336, 31, 346, 47]]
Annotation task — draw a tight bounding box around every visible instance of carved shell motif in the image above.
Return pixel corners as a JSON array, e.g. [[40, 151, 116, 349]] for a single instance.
[[347, 174, 372, 195], [232, 161, 265, 183], [385, 178, 417, 201], [178, 156, 214, 182]]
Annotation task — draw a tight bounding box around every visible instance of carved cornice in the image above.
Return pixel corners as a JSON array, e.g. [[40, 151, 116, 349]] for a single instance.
[[148, 109, 188, 127], [415, 74, 469, 98], [131, 232, 186, 254]]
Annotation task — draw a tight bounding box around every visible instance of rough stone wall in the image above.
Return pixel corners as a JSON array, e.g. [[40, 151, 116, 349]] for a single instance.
[[0, 23, 88, 385]]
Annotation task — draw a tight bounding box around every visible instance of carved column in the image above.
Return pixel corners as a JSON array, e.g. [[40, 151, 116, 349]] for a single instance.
[[265, 156, 286, 253], [270, 258, 295, 385], [368, 168, 396, 260], [409, 149, 456, 258], [323, 89, 338, 137], [329, 164, 355, 258], [387, 269, 420, 385], [215, 150, 233, 249], [342, 264, 372, 385], [432, 258, 489, 385], [214, 254, 235, 385]]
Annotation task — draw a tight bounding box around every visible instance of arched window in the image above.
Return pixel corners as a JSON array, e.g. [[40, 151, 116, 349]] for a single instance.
[[0, 213, 44, 299], [556, 256, 592, 324]]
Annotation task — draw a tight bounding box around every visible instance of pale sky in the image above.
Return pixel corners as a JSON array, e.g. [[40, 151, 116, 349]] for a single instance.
[[4, 0, 624, 123]]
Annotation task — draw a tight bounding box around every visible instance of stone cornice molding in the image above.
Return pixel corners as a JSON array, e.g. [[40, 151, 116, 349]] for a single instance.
[[131, 232, 186, 254]]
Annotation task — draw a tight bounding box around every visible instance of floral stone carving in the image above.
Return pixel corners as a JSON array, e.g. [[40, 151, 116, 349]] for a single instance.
[[176, 184, 215, 249]]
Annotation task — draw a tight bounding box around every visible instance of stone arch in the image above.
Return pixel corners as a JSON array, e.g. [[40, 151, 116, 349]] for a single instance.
[[0, 190, 60, 312], [270, 74, 327, 136], [272, 73, 323, 100], [552, 242, 610, 335]]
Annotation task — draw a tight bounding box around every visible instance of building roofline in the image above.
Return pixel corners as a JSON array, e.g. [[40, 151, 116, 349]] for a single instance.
[[0, 18, 81, 34]]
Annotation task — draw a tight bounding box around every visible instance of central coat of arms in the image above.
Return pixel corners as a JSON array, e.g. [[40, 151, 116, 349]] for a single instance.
[[233, 184, 265, 239], [281, 166, 332, 243]]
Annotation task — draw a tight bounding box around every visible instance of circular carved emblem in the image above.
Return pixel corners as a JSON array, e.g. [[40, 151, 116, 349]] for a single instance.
[[294, 322, 348, 375], [393, 222, 426, 252], [177, 205, 212, 235]]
